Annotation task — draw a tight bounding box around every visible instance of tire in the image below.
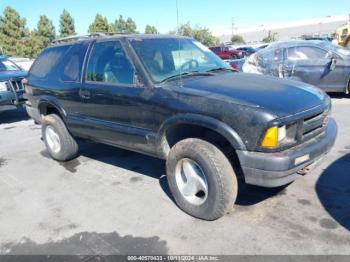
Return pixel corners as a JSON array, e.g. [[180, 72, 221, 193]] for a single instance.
[[166, 138, 238, 220], [42, 114, 78, 161]]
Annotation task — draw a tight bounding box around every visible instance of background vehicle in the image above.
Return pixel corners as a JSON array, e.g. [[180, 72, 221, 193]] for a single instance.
[[303, 36, 333, 42], [25, 34, 336, 220], [0, 56, 27, 106], [8, 57, 35, 71], [227, 58, 245, 71], [209, 46, 243, 59], [236, 46, 257, 57], [242, 40, 350, 93], [335, 23, 350, 48], [256, 44, 269, 51]]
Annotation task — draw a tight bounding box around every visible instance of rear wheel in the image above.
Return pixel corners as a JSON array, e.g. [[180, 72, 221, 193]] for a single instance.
[[42, 114, 78, 161], [166, 138, 238, 220]]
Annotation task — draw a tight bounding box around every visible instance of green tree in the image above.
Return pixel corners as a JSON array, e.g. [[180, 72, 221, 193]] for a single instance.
[[114, 15, 126, 33], [37, 15, 56, 45], [193, 27, 218, 46], [175, 23, 218, 46], [177, 22, 193, 37], [262, 31, 278, 43], [23, 15, 56, 58], [89, 14, 112, 33], [23, 31, 42, 58], [125, 17, 137, 33], [115, 15, 137, 34], [0, 6, 28, 56], [59, 9, 76, 37], [231, 35, 245, 44], [145, 24, 158, 34]]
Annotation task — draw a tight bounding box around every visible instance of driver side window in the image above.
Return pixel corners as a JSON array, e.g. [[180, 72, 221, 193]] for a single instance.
[[86, 41, 135, 85]]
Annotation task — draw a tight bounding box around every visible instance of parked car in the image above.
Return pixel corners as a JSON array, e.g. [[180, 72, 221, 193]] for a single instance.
[[25, 34, 336, 220], [303, 36, 333, 42], [242, 40, 350, 93], [227, 58, 245, 71], [209, 46, 243, 60], [236, 46, 257, 56], [256, 44, 269, 50], [9, 57, 35, 71], [0, 56, 27, 106]]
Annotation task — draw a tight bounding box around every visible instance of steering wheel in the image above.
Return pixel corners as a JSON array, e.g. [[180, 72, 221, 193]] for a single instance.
[[180, 59, 199, 71]]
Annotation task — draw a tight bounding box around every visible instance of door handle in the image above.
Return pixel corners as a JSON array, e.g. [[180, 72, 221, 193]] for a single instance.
[[79, 90, 91, 99]]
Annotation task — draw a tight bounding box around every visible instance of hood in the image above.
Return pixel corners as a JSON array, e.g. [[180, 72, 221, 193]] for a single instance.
[[181, 72, 328, 117], [0, 70, 27, 81]]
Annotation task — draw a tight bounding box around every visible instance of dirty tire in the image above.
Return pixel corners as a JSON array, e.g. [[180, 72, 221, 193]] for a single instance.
[[42, 114, 78, 161], [166, 138, 237, 220]]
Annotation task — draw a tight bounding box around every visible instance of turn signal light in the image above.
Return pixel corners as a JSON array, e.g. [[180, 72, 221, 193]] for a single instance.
[[261, 126, 278, 148]]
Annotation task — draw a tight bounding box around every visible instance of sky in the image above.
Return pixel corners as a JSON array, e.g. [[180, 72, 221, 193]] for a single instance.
[[0, 0, 349, 35]]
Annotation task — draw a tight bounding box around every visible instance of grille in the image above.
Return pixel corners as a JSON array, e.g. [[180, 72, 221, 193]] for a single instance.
[[301, 109, 328, 141], [5, 79, 24, 92]]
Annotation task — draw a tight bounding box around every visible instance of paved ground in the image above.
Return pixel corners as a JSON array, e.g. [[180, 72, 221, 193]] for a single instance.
[[0, 97, 349, 255]]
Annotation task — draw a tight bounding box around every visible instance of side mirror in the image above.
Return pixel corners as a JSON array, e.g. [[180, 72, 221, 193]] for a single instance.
[[330, 57, 337, 71]]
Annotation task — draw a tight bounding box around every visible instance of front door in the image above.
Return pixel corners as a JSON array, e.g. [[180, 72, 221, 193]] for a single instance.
[[284, 46, 347, 92], [78, 40, 158, 152]]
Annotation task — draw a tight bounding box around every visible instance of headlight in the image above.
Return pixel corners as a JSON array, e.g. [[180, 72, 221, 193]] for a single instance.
[[261, 124, 297, 148], [0, 81, 8, 92]]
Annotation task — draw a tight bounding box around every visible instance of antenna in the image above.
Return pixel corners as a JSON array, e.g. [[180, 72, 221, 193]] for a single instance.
[[176, 0, 183, 87]]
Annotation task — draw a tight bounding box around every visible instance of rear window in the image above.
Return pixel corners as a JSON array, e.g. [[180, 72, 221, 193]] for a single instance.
[[30, 45, 71, 79], [60, 44, 87, 82]]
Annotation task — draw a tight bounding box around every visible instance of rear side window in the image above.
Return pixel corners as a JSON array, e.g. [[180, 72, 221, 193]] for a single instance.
[[30, 45, 70, 79], [60, 43, 87, 82], [287, 46, 328, 60], [86, 41, 135, 85]]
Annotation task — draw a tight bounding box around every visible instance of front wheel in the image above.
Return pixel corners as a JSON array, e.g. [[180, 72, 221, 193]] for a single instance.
[[42, 114, 78, 161], [166, 138, 238, 220]]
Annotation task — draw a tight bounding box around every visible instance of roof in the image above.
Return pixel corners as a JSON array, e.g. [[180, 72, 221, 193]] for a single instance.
[[51, 33, 191, 46], [266, 40, 329, 49]]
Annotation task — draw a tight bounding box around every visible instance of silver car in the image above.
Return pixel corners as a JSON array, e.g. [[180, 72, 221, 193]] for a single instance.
[[243, 40, 350, 93]]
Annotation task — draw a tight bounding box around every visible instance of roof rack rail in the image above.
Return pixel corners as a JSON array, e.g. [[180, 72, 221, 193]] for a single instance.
[[51, 32, 108, 44]]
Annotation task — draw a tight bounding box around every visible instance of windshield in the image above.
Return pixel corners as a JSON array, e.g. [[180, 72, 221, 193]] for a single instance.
[[0, 59, 20, 72], [130, 38, 230, 83]]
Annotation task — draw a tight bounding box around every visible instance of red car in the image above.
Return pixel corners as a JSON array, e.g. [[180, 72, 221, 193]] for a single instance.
[[209, 46, 243, 60]]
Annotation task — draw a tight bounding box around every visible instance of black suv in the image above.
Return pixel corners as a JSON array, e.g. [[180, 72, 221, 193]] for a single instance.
[[25, 34, 337, 220]]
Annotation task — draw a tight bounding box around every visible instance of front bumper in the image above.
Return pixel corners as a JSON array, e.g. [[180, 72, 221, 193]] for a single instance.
[[237, 118, 337, 188], [0, 90, 25, 106], [25, 103, 41, 123]]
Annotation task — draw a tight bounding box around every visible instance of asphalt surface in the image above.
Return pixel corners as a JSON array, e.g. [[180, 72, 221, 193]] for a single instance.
[[0, 96, 349, 255]]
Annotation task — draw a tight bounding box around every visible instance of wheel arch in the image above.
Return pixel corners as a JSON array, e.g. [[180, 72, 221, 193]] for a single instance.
[[157, 114, 246, 158], [38, 96, 66, 120]]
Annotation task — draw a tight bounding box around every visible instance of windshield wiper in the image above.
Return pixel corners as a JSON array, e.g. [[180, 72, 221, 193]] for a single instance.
[[160, 71, 213, 83], [206, 67, 234, 73]]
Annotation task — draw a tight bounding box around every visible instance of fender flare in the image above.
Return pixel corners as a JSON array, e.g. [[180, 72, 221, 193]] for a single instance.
[[157, 114, 246, 156], [38, 96, 66, 119]]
